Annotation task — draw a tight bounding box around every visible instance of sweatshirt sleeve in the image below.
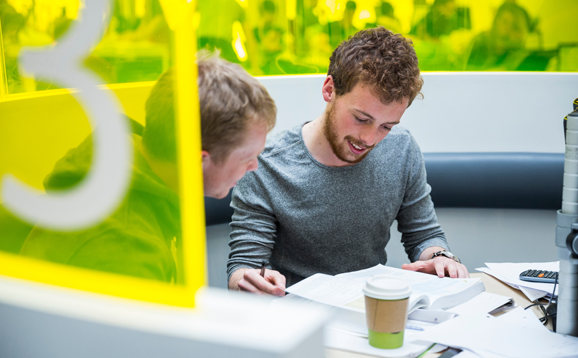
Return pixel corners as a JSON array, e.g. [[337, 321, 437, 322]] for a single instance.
[[227, 170, 278, 283], [396, 135, 449, 262]]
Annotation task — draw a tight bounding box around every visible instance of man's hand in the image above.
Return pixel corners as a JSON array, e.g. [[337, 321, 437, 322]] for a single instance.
[[402, 256, 470, 278], [228, 267, 286, 296]]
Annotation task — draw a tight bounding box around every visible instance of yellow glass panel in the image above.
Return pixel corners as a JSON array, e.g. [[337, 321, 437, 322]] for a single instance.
[[0, 0, 205, 307], [190, 0, 578, 76], [2, 0, 578, 94]]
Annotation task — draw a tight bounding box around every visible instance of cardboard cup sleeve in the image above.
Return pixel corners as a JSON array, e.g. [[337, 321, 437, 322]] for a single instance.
[[364, 296, 409, 334]]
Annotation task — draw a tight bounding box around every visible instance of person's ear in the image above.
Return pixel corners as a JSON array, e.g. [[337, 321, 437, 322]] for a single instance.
[[201, 150, 211, 170], [322, 76, 335, 103]]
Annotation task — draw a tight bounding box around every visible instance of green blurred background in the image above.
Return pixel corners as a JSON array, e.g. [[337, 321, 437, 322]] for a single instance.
[[1, 0, 577, 96]]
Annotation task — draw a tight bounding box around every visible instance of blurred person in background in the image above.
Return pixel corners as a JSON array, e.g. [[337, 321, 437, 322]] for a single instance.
[[302, 0, 321, 30], [197, 0, 247, 64], [372, 2, 401, 34], [328, 1, 358, 49], [411, 0, 459, 39], [254, 0, 285, 74], [0, 3, 25, 92], [467, 2, 531, 70], [300, 0, 332, 72], [109, 0, 170, 44]]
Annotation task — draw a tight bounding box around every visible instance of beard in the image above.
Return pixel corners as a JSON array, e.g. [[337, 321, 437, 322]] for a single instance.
[[322, 102, 373, 165]]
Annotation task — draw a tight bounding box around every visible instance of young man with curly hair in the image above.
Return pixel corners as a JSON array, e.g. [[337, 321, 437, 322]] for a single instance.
[[227, 27, 469, 295]]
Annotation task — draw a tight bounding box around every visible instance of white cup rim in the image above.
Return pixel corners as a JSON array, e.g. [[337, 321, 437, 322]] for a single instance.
[[363, 275, 411, 300]]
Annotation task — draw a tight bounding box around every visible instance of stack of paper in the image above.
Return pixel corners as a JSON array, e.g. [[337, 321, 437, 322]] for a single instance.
[[414, 306, 578, 358], [275, 265, 507, 357], [276, 264, 559, 357], [476, 262, 559, 301]]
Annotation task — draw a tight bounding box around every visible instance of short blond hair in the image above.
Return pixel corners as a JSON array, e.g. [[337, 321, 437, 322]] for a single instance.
[[197, 51, 276, 163], [143, 51, 276, 164]]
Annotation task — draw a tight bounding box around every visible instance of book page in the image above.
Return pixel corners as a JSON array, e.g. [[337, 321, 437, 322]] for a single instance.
[[412, 278, 484, 310], [286, 265, 484, 313], [286, 273, 366, 309]]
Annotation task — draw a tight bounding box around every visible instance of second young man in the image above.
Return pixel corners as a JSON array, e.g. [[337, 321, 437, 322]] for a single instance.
[[228, 27, 469, 295]]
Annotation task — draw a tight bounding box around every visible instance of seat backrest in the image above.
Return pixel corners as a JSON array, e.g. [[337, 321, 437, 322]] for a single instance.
[[425, 152, 563, 209]]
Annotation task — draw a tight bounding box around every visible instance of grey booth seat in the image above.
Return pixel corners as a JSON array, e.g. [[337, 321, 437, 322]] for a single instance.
[[204, 152, 565, 225], [423, 152, 563, 210]]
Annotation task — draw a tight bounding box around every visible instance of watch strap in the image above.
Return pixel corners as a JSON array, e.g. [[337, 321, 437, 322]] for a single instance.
[[431, 250, 461, 264]]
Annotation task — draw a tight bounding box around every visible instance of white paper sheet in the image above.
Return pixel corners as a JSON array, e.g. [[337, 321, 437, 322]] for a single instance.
[[498, 306, 548, 331], [413, 308, 578, 358], [446, 292, 514, 316], [475, 267, 519, 290], [519, 285, 549, 301], [452, 350, 502, 358], [325, 326, 444, 358], [484, 262, 559, 295], [476, 263, 558, 301]]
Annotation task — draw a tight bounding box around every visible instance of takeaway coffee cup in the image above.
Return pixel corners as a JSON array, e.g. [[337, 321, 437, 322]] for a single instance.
[[363, 275, 411, 349]]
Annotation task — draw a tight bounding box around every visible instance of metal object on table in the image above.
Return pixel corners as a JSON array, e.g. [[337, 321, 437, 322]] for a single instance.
[[556, 99, 578, 336]]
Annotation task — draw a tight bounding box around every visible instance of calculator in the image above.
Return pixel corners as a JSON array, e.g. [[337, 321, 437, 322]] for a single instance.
[[519, 269, 558, 283]]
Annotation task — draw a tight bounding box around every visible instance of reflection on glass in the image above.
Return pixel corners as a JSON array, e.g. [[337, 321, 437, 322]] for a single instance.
[[194, 0, 578, 76], [7, 71, 183, 283], [94, 0, 170, 84], [1, 0, 577, 91], [0, 0, 171, 95], [0, 0, 185, 284], [3, 69, 181, 283]]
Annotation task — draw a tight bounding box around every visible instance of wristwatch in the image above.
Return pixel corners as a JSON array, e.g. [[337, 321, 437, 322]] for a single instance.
[[431, 250, 461, 264]]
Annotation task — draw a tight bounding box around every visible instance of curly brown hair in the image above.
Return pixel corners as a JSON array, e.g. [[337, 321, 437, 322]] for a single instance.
[[328, 26, 423, 105]]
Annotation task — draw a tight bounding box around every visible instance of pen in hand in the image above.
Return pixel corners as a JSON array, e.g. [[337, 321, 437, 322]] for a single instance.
[[260, 260, 267, 277], [259, 260, 286, 293]]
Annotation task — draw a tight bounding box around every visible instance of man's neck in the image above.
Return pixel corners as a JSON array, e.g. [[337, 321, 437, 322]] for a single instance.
[[302, 115, 351, 167]]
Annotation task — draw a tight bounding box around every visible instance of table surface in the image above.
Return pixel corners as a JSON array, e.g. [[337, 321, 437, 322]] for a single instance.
[[325, 272, 552, 358]]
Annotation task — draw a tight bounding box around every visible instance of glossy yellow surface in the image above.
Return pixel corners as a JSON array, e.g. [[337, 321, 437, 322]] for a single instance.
[[0, 0, 204, 307]]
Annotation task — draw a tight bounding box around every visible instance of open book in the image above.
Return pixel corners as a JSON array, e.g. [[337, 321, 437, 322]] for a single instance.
[[283, 264, 485, 335]]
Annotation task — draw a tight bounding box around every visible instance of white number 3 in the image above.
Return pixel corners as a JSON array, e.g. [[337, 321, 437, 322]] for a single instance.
[[1, 0, 133, 231]]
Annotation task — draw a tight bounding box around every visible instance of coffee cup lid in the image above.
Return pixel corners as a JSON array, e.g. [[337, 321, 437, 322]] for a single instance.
[[363, 275, 411, 300]]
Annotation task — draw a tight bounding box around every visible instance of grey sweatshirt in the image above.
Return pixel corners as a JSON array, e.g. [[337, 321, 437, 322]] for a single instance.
[[227, 123, 449, 286]]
